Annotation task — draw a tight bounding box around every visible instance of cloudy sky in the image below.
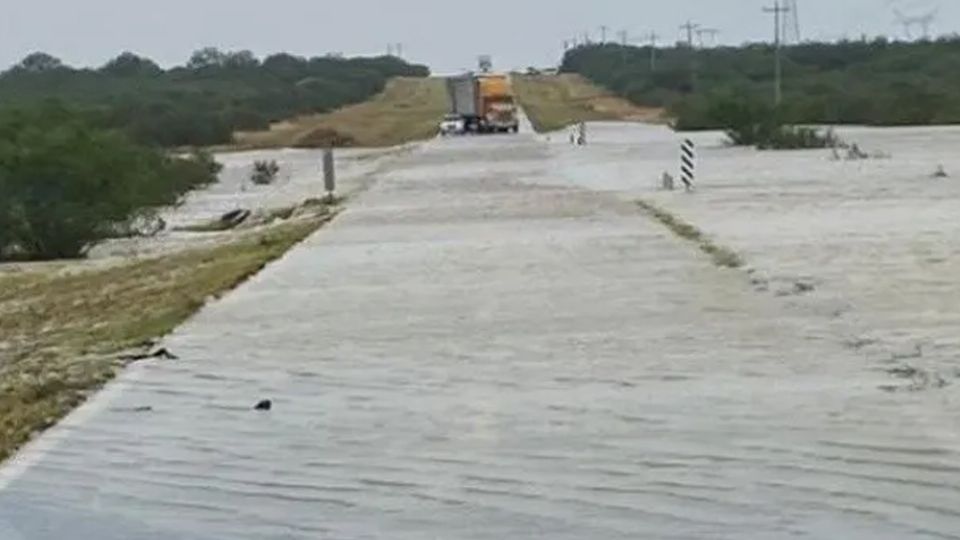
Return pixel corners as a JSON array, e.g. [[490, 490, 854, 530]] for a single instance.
[[0, 0, 950, 72]]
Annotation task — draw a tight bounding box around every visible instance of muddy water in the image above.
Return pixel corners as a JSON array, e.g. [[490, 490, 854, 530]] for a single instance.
[[2, 127, 960, 539]]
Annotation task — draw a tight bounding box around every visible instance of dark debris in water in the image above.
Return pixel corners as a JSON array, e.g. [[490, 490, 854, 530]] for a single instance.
[[775, 280, 817, 297], [254, 399, 273, 411], [119, 347, 179, 362], [880, 365, 950, 393]]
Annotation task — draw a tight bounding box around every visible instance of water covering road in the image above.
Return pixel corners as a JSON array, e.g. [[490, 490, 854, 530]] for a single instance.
[[2, 124, 960, 539]]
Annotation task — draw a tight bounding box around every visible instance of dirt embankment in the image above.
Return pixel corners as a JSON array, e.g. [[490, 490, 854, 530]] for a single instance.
[[231, 77, 449, 150], [513, 73, 664, 133]]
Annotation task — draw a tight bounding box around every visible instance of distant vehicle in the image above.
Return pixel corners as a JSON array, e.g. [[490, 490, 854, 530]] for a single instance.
[[445, 73, 519, 134], [439, 114, 465, 136], [477, 74, 519, 133]]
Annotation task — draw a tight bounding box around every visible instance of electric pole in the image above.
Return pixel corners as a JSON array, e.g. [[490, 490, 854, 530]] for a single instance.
[[680, 20, 700, 48], [679, 21, 700, 91], [616, 30, 629, 65], [644, 31, 660, 71], [763, 1, 790, 106], [696, 28, 720, 48], [787, 0, 802, 44], [600, 25, 609, 43]]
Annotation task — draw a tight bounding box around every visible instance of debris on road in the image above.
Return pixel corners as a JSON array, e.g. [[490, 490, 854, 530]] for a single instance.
[[221, 209, 252, 228], [661, 171, 675, 191], [254, 399, 273, 411], [119, 347, 179, 363], [880, 365, 950, 393]]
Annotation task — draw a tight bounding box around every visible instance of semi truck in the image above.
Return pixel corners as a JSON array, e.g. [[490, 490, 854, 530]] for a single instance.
[[445, 73, 519, 134]]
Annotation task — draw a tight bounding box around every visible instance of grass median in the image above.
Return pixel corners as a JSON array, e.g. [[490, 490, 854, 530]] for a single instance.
[[637, 200, 744, 269], [513, 73, 664, 133]]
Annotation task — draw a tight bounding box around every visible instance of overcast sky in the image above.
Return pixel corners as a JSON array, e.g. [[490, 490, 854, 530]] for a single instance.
[[0, 0, 951, 73]]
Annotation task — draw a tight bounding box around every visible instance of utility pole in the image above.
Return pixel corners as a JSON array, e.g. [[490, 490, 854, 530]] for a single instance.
[[696, 28, 720, 48], [787, 0, 802, 44], [680, 20, 700, 48], [644, 31, 660, 71], [395, 43, 404, 59], [617, 30, 629, 65], [679, 21, 700, 92], [600, 25, 609, 43], [763, 1, 790, 106]]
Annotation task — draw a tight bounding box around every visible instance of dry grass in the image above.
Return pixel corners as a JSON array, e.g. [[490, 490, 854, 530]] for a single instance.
[[513, 74, 664, 133], [0, 214, 335, 463], [637, 200, 744, 269], [231, 77, 449, 149]]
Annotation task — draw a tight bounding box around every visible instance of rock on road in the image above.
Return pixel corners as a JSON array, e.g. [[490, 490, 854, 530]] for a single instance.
[[1, 125, 960, 539]]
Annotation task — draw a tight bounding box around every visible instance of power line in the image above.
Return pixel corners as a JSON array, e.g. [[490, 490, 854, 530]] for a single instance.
[[763, 1, 790, 106]]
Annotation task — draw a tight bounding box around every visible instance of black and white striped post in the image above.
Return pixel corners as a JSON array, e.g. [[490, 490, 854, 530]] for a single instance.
[[680, 139, 696, 191]]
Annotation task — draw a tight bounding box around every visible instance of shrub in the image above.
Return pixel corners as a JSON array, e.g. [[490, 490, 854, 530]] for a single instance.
[[0, 105, 220, 260], [250, 160, 280, 185], [756, 126, 839, 150], [690, 94, 841, 150]]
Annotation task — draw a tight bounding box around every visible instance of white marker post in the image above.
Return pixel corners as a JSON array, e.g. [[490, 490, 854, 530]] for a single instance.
[[323, 148, 336, 202]]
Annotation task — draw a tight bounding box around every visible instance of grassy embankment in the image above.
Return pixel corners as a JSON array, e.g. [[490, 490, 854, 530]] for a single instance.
[[0, 213, 335, 463], [232, 77, 450, 149], [513, 73, 664, 133]]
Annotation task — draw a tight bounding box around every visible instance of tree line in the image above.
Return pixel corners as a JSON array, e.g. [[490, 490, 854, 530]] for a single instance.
[[561, 38, 960, 130], [0, 48, 430, 147]]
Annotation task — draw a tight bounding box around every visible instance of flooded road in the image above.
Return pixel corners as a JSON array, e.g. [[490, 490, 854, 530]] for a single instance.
[[2, 126, 960, 539]]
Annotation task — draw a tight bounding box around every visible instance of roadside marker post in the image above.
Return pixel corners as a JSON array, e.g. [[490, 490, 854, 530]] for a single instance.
[[680, 139, 695, 191], [323, 148, 336, 202]]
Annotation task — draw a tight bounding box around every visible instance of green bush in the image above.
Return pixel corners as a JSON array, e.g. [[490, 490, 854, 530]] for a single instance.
[[682, 93, 839, 150], [0, 106, 219, 260], [756, 126, 838, 150]]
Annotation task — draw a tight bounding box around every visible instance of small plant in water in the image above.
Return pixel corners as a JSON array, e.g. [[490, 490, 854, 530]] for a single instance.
[[251, 160, 281, 185]]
